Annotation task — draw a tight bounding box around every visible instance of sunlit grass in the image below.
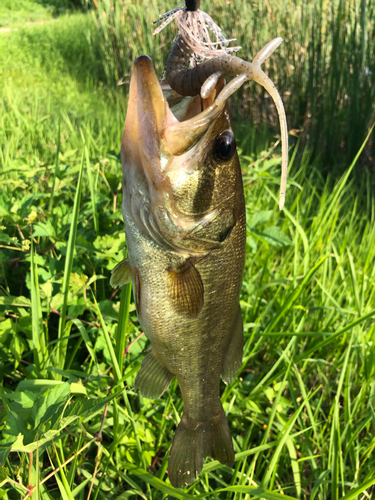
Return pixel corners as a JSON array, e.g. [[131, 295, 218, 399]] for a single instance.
[[0, 4, 375, 500], [0, 0, 51, 27]]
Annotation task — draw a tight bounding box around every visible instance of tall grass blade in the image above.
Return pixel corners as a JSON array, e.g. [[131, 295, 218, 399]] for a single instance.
[[115, 283, 132, 377], [82, 132, 99, 234], [30, 239, 46, 372], [286, 438, 301, 499], [48, 113, 61, 213], [56, 153, 84, 370], [53, 444, 74, 500]]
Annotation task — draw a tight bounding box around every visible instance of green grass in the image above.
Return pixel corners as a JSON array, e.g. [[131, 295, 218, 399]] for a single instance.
[[0, 0, 87, 27], [89, 0, 375, 171], [1, 4, 375, 500], [0, 0, 52, 27]]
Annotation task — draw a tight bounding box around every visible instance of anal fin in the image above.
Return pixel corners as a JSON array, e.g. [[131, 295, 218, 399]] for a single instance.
[[110, 258, 133, 288], [222, 307, 243, 384], [167, 260, 204, 319], [134, 347, 174, 399]]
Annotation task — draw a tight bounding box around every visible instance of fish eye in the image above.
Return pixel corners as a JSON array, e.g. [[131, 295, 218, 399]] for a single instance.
[[213, 130, 236, 162]]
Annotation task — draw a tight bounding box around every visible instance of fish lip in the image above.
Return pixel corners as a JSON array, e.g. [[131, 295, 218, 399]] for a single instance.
[[134, 54, 152, 65], [133, 55, 226, 157], [134, 54, 171, 138]]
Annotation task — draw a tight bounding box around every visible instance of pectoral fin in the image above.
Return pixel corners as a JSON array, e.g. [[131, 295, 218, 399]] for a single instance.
[[134, 347, 174, 399], [110, 259, 133, 288], [222, 307, 243, 384], [167, 260, 204, 319]]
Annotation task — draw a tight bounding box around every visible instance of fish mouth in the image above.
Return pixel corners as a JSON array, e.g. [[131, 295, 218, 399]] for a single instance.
[[131, 55, 173, 147], [126, 55, 228, 159], [122, 54, 228, 195], [121, 55, 227, 254]]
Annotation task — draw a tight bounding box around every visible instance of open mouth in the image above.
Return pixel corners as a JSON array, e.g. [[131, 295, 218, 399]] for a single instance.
[[121, 48, 288, 254], [125, 45, 288, 209], [121, 55, 231, 254]]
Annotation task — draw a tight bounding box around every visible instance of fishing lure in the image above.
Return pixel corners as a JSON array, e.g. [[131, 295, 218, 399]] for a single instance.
[[154, 0, 288, 208]]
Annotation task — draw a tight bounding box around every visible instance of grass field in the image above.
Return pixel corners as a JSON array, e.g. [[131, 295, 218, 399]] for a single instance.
[[0, 0, 86, 27], [0, 0, 51, 27], [1, 1, 375, 499]]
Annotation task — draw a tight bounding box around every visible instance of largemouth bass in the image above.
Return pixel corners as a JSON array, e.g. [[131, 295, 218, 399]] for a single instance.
[[112, 55, 245, 487], [112, 36, 287, 487]]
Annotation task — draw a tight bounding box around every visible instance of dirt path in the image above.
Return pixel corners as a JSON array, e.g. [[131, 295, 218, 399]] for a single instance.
[[0, 19, 57, 34]]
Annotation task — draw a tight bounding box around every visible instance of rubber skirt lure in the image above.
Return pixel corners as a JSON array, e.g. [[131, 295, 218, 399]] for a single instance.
[[153, 0, 288, 208]]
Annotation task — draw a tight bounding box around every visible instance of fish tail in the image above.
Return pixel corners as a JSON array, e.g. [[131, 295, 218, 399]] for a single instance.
[[168, 407, 234, 488]]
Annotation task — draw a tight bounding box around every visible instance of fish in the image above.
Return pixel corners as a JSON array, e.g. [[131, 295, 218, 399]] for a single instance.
[[111, 30, 288, 489]]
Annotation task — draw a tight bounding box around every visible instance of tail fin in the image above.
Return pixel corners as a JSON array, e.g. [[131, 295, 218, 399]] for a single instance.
[[168, 408, 234, 488]]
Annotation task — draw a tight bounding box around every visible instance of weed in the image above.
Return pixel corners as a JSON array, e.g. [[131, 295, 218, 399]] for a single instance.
[[0, 3, 375, 499]]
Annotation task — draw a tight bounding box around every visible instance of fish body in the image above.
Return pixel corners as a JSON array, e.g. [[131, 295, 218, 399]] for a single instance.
[[117, 55, 246, 487]]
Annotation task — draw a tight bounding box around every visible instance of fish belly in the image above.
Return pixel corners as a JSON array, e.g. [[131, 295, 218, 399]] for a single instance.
[[124, 205, 245, 486]]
